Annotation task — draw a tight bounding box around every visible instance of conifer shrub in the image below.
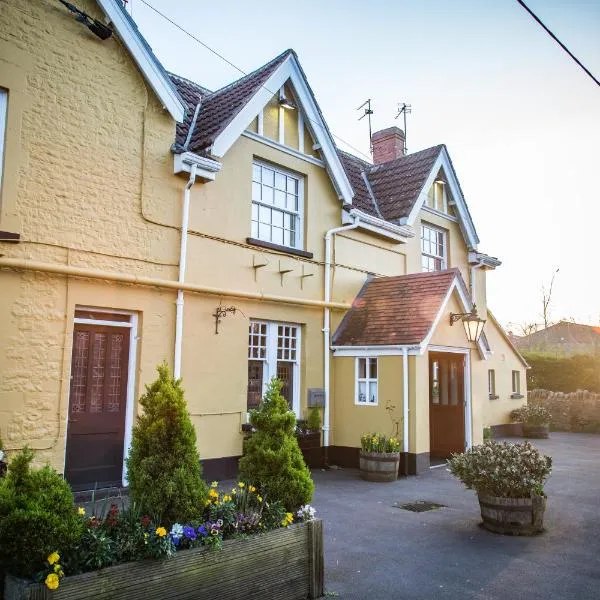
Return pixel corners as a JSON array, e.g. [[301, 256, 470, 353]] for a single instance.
[[0, 448, 82, 578], [127, 363, 208, 525], [239, 378, 314, 512]]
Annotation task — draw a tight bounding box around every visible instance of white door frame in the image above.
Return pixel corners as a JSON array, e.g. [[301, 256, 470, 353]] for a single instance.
[[427, 345, 472, 449], [68, 307, 138, 487]]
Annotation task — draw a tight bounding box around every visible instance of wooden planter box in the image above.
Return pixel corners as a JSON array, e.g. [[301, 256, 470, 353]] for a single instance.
[[523, 424, 550, 439], [478, 494, 546, 535], [359, 450, 400, 482], [4, 521, 324, 600], [297, 432, 322, 468]]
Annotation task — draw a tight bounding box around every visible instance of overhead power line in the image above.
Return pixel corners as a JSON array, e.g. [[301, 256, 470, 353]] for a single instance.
[[516, 0, 600, 88], [137, 0, 373, 161]]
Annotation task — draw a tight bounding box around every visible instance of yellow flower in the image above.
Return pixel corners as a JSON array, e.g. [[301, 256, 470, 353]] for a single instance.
[[208, 489, 218, 499], [155, 526, 167, 538], [248, 485, 256, 493], [238, 482, 245, 489], [47, 552, 60, 565], [45, 573, 60, 590], [257, 495, 263, 503], [223, 495, 231, 502], [281, 512, 294, 527], [77, 507, 85, 516], [53, 564, 64, 576], [210, 481, 218, 488], [204, 499, 211, 507]]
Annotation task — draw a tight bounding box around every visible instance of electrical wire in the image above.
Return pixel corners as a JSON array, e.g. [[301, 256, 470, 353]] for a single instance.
[[516, 0, 600, 88], [136, 0, 373, 161]]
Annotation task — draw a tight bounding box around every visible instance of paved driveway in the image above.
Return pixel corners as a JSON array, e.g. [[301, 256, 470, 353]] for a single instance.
[[312, 433, 600, 600]]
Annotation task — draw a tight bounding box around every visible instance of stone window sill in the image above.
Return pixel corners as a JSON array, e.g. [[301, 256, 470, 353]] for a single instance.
[[488, 394, 500, 400], [0, 230, 20, 242], [246, 237, 313, 259], [511, 393, 524, 399]]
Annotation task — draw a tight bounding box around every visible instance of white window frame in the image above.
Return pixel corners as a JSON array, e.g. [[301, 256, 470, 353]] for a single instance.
[[421, 223, 447, 272], [511, 370, 522, 397], [488, 369, 498, 399], [0, 88, 8, 193], [251, 160, 304, 250], [248, 319, 301, 416], [355, 357, 378, 406]]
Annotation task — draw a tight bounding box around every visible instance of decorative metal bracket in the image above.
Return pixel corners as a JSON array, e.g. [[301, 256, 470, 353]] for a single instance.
[[252, 254, 269, 281], [212, 305, 237, 334], [279, 260, 294, 286], [300, 264, 314, 290]]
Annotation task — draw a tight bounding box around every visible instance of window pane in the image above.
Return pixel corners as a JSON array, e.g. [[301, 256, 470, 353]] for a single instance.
[[287, 176, 297, 193], [274, 190, 286, 208], [252, 164, 261, 182], [251, 220, 258, 238], [272, 209, 283, 227], [275, 172, 286, 190], [287, 193, 297, 211], [369, 358, 377, 379], [369, 382, 377, 404], [358, 358, 366, 379], [262, 186, 274, 206], [259, 205, 271, 224], [358, 381, 367, 403], [272, 227, 283, 245], [258, 222, 270, 240], [262, 167, 274, 187], [252, 182, 261, 202]]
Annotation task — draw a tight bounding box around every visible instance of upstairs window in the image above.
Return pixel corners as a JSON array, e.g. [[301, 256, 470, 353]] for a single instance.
[[251, 162, 303, 249], [355, 357, 378, 405], [0, 88, 7, 194], [421, 224, 447, 272]]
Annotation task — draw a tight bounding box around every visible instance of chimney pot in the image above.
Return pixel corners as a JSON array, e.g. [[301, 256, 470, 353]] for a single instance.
[[371, 126, 406, 164]]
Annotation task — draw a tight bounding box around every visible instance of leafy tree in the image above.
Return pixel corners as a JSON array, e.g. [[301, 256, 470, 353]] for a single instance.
[[127, 363, 208, 525], [239, 378, 314, 512], [0, 448, 82, 578]]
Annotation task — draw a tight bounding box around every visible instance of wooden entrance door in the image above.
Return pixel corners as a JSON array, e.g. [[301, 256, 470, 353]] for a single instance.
[[429, 352, 465, 458], [65, 323, 130, 489]]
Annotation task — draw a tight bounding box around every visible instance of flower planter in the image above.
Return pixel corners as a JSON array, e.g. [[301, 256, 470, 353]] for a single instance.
[[523, 424, 550, 439], [478, 494, 546, 535], [359, 450, 400, 482], [4, 520, 324, 600], [297, 431, 322, 468]]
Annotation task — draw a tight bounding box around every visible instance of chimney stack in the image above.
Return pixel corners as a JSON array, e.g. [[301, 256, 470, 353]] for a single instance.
[[371, 126, 406, 165]]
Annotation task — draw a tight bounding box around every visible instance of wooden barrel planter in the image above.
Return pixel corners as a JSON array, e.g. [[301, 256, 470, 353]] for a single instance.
[[478, 494, 546, 535], [359, 450, 400, 482], [523, 424, 550, 439], [4, 521, 324, 600]]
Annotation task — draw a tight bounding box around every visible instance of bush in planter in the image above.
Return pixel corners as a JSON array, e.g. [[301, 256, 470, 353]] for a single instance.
[[360, 432, 400, 453], [0, 448, 82, 578], [239, 378, 314, 512], [127, 363, 208, 526], [510, 404, 551, 426], [307, 407, 322, 433]]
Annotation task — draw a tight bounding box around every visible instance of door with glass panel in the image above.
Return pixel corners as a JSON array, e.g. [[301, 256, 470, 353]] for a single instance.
[[247, 321, 299, 412], [429, 352, 465, 458]]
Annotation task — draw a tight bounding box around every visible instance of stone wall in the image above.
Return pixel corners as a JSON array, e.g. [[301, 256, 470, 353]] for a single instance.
[[528, 389, 600, 433]]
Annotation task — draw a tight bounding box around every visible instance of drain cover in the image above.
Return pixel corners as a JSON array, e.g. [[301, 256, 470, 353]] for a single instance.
[[394, 500, 444, 512]]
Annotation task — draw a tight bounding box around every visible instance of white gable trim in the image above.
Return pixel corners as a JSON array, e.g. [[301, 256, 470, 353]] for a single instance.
[[418, 276, 488, 358], [404, 147, 479, 248], [209, 54, 354, 205], [332, 345, 421, 357], [96, 0, 185, 122]]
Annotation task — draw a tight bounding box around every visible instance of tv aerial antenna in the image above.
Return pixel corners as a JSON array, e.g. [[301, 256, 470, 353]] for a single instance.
[[357, 99, 374, 154], [395, 102, 412, 154]]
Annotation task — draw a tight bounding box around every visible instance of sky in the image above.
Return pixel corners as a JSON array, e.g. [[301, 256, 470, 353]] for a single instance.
[[128, 0, 600, 331]]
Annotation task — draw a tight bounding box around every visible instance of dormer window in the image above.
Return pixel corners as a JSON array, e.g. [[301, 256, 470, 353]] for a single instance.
[[421, 223, 447, 272]]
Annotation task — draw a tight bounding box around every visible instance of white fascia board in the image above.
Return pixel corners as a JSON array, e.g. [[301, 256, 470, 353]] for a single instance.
[[96, 0, 186, 122], [332, 345, 421, 357], [174, 152, 222, 181], [210, 55, 354, 204], [404, 148, 479, 249], [418, 277, 488, 359], [347, 208, 414, 243]]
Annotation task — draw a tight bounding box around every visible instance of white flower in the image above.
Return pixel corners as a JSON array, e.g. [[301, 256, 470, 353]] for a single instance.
[[0, 449, 4, 462], [170, 523, 184, 540], [296, 504, 316, 521]]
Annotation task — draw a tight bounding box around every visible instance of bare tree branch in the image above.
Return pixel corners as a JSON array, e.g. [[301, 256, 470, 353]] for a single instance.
[[542, 268, 560, 329]]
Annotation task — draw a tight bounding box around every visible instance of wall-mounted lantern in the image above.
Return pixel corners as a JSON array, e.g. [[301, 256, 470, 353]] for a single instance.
[[450, 304, 486, 343]]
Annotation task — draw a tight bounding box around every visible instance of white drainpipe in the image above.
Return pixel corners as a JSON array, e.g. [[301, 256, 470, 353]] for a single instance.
[[323, 216, 360, 448], [402, 346, 410, 473], [174, 163, 198, 379]]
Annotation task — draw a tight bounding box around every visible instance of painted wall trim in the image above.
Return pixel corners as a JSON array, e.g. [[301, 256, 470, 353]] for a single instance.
[[0, 257, 351, 310], [173, 152, 222, 181], [242, 131, 325, 168], [332, 345, 421, 357], [95, 0, 186, 122]]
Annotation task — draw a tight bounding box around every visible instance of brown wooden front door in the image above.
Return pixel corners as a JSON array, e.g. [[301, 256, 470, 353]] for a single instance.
[[429, 352, 465, 458], [65, 323, 130, 489]]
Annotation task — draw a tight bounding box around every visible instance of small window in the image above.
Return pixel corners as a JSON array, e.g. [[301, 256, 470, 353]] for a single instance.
[[512, 370, 521, 396], [421, 224, 447, 272], [356, 357, 378, 405], [0, 88, 8, 194], [251, 162, 303, 249], [488, 369, 497, 399]]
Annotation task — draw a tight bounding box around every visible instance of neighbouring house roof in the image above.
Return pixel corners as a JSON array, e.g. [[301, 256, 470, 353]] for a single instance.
[[515, 321, 600, 349], [95, 0, 186, 122], [332, 269, 462, 347]]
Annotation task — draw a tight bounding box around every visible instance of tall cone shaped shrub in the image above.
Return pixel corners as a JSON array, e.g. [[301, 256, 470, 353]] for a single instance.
[[239, 378, 314, 512], [127, 363, 207, 525]]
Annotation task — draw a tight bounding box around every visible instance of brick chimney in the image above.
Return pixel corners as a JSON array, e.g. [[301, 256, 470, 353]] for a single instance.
[[371, 126, 406, 164]]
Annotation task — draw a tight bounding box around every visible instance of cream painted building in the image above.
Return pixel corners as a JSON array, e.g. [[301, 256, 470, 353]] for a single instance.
[[0, 0, 527, 488]]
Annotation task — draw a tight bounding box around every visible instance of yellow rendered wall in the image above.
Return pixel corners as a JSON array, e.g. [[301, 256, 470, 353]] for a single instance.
[[331, 356, 404, 448]]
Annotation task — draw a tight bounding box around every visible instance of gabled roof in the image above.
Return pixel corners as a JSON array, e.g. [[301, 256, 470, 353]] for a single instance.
[[516, 321, 600, 346], [95, 0, 186, 122], [333, 269, 462, 347]]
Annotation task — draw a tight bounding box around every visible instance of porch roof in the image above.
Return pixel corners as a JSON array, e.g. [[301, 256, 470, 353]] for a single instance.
[[332, 269, 463, 347]]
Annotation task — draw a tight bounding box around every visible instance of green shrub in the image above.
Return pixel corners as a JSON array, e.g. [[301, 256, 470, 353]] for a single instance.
[[524, 352, 600, 393], [307, 407, 322, 433], [510, 404, 551, 425], [127, 363, 208, 526], [448, 440, 552, 498], [239, 378, 314, 512], [483, 427, 492, 440], [0, 448, 82, 578]]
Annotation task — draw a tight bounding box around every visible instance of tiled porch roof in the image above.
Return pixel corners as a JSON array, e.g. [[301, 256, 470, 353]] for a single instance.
[[332, 269, 462, 347]]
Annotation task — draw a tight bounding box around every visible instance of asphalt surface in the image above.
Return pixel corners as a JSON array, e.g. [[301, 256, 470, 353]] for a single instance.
[[312, 433, 600, 600]]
